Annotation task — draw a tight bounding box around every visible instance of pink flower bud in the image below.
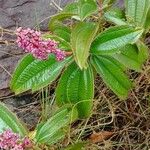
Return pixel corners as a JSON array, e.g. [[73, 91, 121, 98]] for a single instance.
[[0, 129, 32, 150], [16, 27, 66, 61]]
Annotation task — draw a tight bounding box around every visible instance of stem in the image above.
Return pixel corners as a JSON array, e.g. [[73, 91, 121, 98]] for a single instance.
[[50, 0, 63, 11], [65, 51, 73, 56], [0, 27, 15, 34], [98, 0, 103, 17], [0, 64, 12, 77]]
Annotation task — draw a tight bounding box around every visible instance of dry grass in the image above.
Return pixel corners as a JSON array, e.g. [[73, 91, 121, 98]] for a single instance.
[[13, 59, 150, 150], [62, 59, 150, 150]]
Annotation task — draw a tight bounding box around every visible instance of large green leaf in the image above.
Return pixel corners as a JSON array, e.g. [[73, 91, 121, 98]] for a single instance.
[[49, 20, 71, 42], [113, 43, 149, 71], [104, 8, 127, 25], [35, 107, 71, 144], [125, 0, 150, 27], [49, 1, 91, 32], [78, 0, 98, 20], [136, 41, 149, 63], [71, 22, 98, 69], [63, 2, 78, 15], [91, 56, 132, 99], [63, 0, 98, 21], [145, 8, 150, 30], [49, 13, 75, 33], [91, 25, 143, 55], [10, 54, 72, 94], [49, 13, 75, 25], [0, 102, 27, 136], [56, 62, 94, 118]]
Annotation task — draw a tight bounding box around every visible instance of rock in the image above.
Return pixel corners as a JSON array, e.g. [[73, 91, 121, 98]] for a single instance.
[[0, 0, 74, 30], [0, 53, 23, 88], [3, 94, 40, 130]]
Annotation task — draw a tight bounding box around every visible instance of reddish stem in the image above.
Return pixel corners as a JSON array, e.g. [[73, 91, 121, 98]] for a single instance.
[[65, 51, 73, 56]]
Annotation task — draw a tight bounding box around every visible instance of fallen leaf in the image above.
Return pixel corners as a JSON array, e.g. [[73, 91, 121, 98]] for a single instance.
[[89, 131, 114, 143]]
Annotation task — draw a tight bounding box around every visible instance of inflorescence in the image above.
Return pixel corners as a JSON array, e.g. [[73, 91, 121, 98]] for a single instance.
[[16, 27, 66, 61], [0, 129, 32, 150]]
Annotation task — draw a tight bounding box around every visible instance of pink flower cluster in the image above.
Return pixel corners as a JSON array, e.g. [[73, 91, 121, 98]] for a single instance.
[[16, 27, 66, 61], [0, 129, 32, 150]]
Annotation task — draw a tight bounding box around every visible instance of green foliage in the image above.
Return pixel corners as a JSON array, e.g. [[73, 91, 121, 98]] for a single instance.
[[104, 8, 127, 25], [11, 0, 149, 123], [8, 1, 150, 148], [56, 62, 94, 118], [91, 56, 132, 99], [71, 22, 98, 69], [91, 25, 143, 55], [112, 43, 149, 71], [10, 54, 72, 94], [63, 0, 98, 20], [145, 8, 150, 30], [136, 41, 149, 63], [43, 33, 71, 51], [0, 102, 77, 148], [0, 102, 27, 136], [49, 20, 71, 42], [125, 0, 150, 27], [65, 142, 85, 150], [35, 106, 75, 145]]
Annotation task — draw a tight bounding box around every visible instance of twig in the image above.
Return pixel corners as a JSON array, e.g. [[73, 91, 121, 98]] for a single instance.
[[0, 64, 12, 77], [0, 27, 14, 33], [65, 51, 72, 56], [0, 50, 22, 57], [50, 0, 63, 11], [98, 0, 103, 17]]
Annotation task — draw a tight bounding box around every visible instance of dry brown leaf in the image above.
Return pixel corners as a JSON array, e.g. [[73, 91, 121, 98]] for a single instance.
[[89, 131, 114, 143]]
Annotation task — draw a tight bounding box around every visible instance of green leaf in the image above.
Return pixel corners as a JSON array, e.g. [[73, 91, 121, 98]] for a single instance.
[[0, 102, 27, 136], [56, 62, 94, 118], [49, 20, 71, 42], [104, 8, 127, 25], [71, 22, 98, 69], [49, 13, 75, 24], [145, 8, 150, 30], [10, 54, 72, 94], [63, 0, 98, 21], [113, 43, 149, 71], [35, 107, 71, 144], [91, 25, 143, 55], [43, 33, 71, 51], [91, 56, 132, 99], [78, 0, 98, 20], [49, 13, 75, 32], [125, 0, 150, 27], [49, 0, 97, 27], [46, 130, 65, 145], [136, 41, 149, 63], [65, 142, 85, 150], [63, 2, 78, 14]]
